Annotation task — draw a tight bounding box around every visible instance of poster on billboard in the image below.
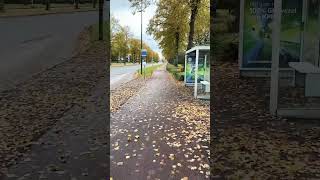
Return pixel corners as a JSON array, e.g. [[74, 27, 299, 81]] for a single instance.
[[240, 0, 303, 69], [185, 56, 205, 85]]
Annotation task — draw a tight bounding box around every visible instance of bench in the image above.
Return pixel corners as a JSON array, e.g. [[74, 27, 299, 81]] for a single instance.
[[289, 62, 320, 97], [200, 81, 210, 93]]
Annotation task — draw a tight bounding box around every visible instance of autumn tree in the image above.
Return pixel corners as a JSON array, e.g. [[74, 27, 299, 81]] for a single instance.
[[128, 0, 154, 14], [148, 0, 209, 64], [147, 0, 189, 65], [193, 0, 210, 45], [112, 25, 132, 62], [111, 15, 158, 63], [129, 38, 141, 63], [185, 0, 201, 50]]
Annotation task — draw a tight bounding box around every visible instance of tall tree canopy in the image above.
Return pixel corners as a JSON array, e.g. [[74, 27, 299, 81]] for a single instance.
[[147, 0, 209, 61], [128, 0, 154, 14], [147, 0, 189, 62]]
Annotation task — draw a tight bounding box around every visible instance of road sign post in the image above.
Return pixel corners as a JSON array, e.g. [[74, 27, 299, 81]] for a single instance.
[[141, 49, 147, 78], [143, 61, 147, 80]]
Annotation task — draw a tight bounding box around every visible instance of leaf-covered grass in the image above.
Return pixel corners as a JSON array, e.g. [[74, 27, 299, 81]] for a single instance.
[[137, 64, 163, 78]]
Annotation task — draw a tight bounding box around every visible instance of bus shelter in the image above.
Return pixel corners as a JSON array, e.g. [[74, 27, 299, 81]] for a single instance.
[[270, 0, 320, 119], [185, 46, 210, 100]]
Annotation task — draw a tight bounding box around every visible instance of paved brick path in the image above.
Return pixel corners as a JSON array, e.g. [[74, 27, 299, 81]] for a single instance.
[[111, 66, 210, 180]]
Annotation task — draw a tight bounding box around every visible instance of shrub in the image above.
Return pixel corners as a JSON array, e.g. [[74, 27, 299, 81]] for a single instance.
[[167, 63, 184, 81]]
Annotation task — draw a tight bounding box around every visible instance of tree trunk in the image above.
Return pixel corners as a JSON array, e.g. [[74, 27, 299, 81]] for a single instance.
[[0, 0, 4, 12], [98, 0, 104, 40], [175, 31, 180, 66], [45, 0, 50, 10], [231, 3, 240, 33], [213, 0, 217, 17], [75, 0, 79, 9], [187, 0, 201, 50]]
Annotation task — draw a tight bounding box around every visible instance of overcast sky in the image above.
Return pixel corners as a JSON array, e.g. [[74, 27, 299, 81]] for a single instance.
[[111, 0, 163, 59]]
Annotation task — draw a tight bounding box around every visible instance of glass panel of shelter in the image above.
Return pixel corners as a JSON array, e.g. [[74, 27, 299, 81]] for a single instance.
[[302, 0, 320, 66]]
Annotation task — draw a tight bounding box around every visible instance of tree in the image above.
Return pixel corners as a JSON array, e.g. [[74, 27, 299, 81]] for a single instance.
[[111, 15, 157, 63], [98, 0, 104, 40], [217, 0, 240, 32], [213, 0, 217, 17], [0, 0, 4, 12], [75, 0, 79, 9], [148, 0, 189, 63], [129, 39, 141, 63], [186, 0, 202, 50], [128, 0, 155, 72], [193, 0, 210, 45], [128, 0, 154, 14], [45, 0, 50, 10], [111, 22, 132, 62], [148, 0, 209, 62]]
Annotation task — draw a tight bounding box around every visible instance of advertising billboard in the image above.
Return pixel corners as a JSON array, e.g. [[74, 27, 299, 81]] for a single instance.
[[185, 56, 206, 85], [240, 0, 303, 69]]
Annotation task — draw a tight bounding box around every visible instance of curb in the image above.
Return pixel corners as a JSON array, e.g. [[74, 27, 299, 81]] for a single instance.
[[0, 8, 97, 18]]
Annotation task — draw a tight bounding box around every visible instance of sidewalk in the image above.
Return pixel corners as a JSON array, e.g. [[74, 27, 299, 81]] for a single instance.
[[110, 66, 210, 179]]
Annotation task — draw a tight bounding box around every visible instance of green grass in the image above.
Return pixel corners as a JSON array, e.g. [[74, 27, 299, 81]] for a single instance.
[[89, 21, 109, 42], [166, 63, 184, 81], [137, 64, 163, 78]]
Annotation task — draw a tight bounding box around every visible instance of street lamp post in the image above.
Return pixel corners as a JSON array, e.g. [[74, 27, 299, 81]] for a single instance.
[[140, 3, 143, 74]]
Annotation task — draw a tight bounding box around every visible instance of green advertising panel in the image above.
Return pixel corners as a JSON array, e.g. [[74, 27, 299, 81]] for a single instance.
[[242, 0, 302, 69], [185, 56, 205, 84]]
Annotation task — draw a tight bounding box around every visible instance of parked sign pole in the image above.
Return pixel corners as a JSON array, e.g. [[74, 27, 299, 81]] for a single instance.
[[144, 63, 146, 80], [142, 49, 147, 80]]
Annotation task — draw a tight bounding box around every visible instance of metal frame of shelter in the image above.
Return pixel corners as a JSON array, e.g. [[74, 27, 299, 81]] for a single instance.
[[185, 46, 210, 99], [270, 0, 320, 119]]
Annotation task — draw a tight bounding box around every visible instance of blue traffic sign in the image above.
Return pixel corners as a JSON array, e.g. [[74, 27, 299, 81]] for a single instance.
[[141, 49, 147, 57]]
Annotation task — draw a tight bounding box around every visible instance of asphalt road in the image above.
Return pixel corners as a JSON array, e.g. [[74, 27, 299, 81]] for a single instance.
[[110, 63, 161, 90], [0, 11, 101, 92]]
